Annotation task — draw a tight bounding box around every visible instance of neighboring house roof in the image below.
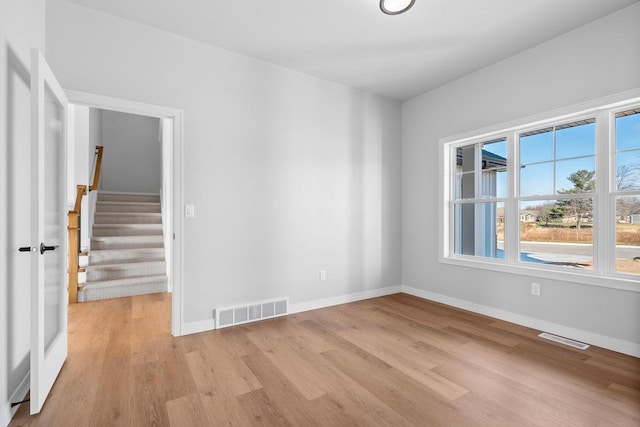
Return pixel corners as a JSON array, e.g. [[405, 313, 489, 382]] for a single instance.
[[456, 149, 507, 170]]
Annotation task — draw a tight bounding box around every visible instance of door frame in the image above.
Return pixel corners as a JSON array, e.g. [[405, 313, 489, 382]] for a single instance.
[[66, 90, 185, 336]]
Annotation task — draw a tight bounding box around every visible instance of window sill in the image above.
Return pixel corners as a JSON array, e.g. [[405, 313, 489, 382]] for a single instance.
[[439, 255, 640, 293]]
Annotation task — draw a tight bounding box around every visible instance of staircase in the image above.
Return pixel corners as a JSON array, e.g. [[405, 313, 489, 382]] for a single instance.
[[78, 192, 168, 302]]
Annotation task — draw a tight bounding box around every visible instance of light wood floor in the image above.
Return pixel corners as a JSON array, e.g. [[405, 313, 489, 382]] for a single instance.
[[10, 292, 640, 426]]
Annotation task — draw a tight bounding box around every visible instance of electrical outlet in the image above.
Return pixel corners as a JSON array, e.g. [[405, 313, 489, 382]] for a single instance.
[[531, 282, 541, 296], [320, 270, 326, 281]]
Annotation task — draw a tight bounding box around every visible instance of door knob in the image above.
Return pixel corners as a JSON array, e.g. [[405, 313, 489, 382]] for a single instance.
[[40, 243, 57, 254], [19, 246, 35, 252]]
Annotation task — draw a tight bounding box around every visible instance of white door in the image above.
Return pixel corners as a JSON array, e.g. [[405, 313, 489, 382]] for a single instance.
[[29, 49, 68, 415]]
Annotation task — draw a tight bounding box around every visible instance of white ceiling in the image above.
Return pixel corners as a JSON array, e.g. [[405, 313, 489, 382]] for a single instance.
[[62, 0, 639, 101]]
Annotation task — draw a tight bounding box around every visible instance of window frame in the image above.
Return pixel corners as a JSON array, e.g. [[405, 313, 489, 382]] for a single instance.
[[439, 91, 640, 292]]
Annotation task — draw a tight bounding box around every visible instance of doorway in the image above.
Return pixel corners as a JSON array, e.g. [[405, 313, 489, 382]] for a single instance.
[[67, 91, 184, 337]]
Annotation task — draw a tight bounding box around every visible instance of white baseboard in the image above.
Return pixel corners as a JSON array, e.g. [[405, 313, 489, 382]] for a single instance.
[[0, 373, 29, 427], [289, 286, 402, 314], [179, 286, 401, 336], [401, 285, 640, 358], [181, 318, 216, 336]]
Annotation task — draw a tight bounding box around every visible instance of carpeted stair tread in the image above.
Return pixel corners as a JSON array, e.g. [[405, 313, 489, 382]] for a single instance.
[[78, 275, 167, 302], [95, 212, 162, 224], [91, 235, 164, 250], [98, 193, 160, 203], [96, 201, 161, 213], [92, 223, 163, 236], [86, 260, 166, 270], [81, 274, 167, 288], [89, 248, 165, 265], [86, 260, 166, 281]]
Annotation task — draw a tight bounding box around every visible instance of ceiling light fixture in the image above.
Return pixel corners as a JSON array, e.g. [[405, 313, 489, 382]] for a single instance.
[[380, 0, 416, 15]]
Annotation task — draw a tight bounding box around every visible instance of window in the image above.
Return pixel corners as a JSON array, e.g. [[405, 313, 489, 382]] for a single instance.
[[614, 109, 640, 275], [442, 98, 640, 290], [452, 139, 506, 259], [518, 120, 596, 269]]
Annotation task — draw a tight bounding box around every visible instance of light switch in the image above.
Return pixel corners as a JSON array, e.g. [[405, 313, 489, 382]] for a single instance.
[[185, 204, 195, 218]]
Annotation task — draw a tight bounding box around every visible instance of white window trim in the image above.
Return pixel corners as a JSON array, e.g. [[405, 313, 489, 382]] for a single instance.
[[439, 89, 640, 293]]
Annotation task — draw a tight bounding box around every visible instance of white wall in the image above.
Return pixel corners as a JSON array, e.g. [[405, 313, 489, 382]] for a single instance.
[[0, 0, 45, 424], [87, 107, 102, 240], [71, 105, 104, 248], [99, 110, 161, 194], [46, 0, 402, 323], [72, 105, 91, 248], [402, 4, 640, 350]]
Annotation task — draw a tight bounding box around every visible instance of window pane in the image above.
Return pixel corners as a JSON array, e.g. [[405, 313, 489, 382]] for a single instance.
[[481, 139, 507, 198], [556, 122, 595, 159], [616, 112, 640, 151], [482, 139, 507, 161], [519, 200, 593, 269], [454, 202, 503, 259], [455, 146, 476, 199], [520, 130, 553, 164], [458, 146, 475, 172], [482, 169, 507, 198], [555, 158, 596, 194], [456, 140, 508, 199], [520, 162, 554, 196], [615, 111, 640, 191], [615, 196, 640, 275], [455, 171, 474, 199], [616, 150, 640, 190]]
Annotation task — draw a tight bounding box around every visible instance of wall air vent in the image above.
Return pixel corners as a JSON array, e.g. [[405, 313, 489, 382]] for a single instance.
[[538, 332, 590, 350], [216, 297, 289, 329]]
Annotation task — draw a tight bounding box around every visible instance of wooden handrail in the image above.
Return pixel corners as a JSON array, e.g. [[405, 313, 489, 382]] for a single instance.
[[68, 185, 86, 305], [68, 213, 80, 304], [89, 145, 104, 191], [68, 145, 104, 304], [73, 184, 86, 213]]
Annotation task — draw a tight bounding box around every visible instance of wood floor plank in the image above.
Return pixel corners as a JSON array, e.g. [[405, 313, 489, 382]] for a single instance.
[[608, 382, 640, 401], [165, 394, 209, 427], [388, 293, 497, 326], [321, 347, 476, 426], [295, 319, 392, 371], [199, 333, 262, 396], [130, 359, 169, 427], [336, 326, 468, 400], [88, 343, 132, 426], [45, 347, 106, 427], [448, 341, 640, 425], [152, 337, 199, 402], [235, 389, 291, 426], [434, 359, 601, 427], [218, 325, 261, 358], [241, 351, 321, 426], [86, 300, 133, 427], [183, 350, 250, 426], [452, 392, 539, 427], [245, 332, 335, 400], [373, 306, 471, 352]]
